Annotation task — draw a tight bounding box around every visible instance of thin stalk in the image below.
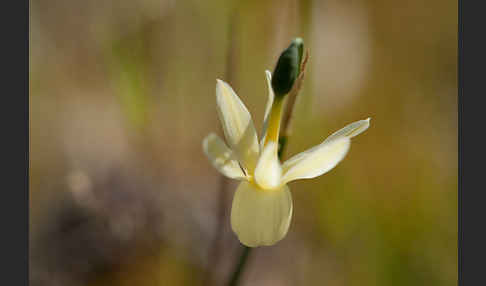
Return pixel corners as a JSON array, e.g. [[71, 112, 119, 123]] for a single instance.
[[228, 246, 251, 286], [279, 51, 309, 157], [204, 3, 239, 286]]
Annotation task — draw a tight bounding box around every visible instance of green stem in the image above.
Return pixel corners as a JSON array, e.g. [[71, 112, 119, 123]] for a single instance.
[[228, 246, 251, 286]]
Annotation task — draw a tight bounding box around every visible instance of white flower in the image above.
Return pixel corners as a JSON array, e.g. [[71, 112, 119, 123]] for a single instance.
[[203, 71, 370, 247]]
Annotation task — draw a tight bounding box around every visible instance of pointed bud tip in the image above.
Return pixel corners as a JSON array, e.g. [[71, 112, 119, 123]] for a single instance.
[[271, 38, 305, 97], [293, 37, 303, 45], [291, 38, 304, 51]]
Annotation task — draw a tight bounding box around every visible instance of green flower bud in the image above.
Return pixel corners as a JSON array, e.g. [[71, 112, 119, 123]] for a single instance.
[[271, 38, 304, 97]]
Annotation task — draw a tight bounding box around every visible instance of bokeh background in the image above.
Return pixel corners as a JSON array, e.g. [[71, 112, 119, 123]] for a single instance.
[[29, 0, 457, 285]]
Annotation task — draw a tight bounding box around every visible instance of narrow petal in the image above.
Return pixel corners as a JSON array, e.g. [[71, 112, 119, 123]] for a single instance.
[[254, 141, 282, 190], [281, 137, 351, 184], [231, 181, 292, 247], [260, 70, 275, 148], [216, 79, 260, 173], [323, 118, 371, 143], [203, 133, 247, 180]]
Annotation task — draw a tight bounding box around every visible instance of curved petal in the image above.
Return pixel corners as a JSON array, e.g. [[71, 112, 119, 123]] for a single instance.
[[260, 70, 275, 149], [281, 137, 351, 184], [216, 79, 260, 173], [203, 133, 247, 180], [231, 181, 292, 247], [254, 141, 282, 190], [323, 118, 371, 143]]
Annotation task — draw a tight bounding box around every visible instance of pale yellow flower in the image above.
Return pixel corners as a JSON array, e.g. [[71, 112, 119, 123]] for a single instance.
[[203, 71, 370, 247]]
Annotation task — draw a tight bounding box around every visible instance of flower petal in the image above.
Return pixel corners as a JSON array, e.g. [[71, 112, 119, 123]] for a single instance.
[[281, 137, 351, 184], [254, 141, 282, 190], [216, 79, 260, 173], [203, 133, 247, 180], [231, 181, 292, 247], [323, 118, 371, 143], [260, 70, 275, 149]]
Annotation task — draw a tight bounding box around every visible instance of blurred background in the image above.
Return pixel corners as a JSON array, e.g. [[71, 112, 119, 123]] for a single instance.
[[29, 0, 457, 285]]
